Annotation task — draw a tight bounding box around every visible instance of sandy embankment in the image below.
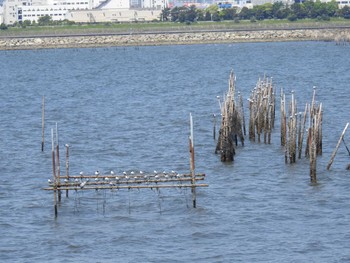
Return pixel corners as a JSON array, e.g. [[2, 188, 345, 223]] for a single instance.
[[0, 28, 349, 50]]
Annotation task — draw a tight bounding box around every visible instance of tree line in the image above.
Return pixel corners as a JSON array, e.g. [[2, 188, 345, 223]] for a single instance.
[[162, 0, 350, 23]]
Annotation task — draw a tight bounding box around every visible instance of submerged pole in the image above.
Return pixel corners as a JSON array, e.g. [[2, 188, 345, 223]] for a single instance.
[[327, 123, 349, 170], [51, 128, 57, 217], [189, 113, 196, 208], [55, 123, 61, 203], [41, 96, 45, 152], [65, 144, 69, 198]]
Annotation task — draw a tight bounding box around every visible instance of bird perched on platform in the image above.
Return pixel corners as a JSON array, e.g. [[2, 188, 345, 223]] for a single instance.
[[139, 171, 143, 175], [80, 171, 84, 176], [123, 171, 127, 175], [80, 181, 87, 189], [48, 179, 52, 184], [111, 170, 115, 175], [95, 171, 100, 176], [131, 171, 135, 175], [105, 177, 109, 181]]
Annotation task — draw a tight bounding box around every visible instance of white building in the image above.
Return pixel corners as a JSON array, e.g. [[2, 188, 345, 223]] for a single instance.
[[1, 0, 167, 25], [0, 5, 3, 23]]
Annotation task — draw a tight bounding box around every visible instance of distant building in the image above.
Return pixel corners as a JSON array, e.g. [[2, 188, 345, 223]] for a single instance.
[[1, 0, 167, 25]]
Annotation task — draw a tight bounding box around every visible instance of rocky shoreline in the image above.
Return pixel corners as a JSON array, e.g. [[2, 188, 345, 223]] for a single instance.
[[1, 28, 350, 50]]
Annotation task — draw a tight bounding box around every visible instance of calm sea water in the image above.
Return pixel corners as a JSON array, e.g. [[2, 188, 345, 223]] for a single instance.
[[1, 41, 350, 262]]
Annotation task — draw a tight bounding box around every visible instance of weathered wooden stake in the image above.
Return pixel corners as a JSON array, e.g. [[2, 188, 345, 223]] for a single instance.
[[51, 129, 57, 217], [327, 123, 349, 170], [41, 96, 45, 152], [310, 117, 317, 183], [213, 114, 216, 140], [189, 113, 196, 208], [55, 123, 61, 203], [65, 144, 69, 198]]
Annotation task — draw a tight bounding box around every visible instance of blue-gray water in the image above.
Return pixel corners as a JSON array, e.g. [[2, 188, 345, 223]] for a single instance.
[[1, 42, 350, 262]]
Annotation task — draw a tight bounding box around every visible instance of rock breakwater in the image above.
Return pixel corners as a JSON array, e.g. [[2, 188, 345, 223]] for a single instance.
[[0, 28, 349, 50]]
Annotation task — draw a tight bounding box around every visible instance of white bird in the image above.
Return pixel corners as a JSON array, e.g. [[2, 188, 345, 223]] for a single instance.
[[111, 170, 115, 175], [123, 171, 127, 175], [95, 178, 99, 182], [163, 171, 166, 175], [155, 175, 159, 179], [154, 170, 157, 174], [105, 177, 109, 181], [48, 179, 52, 184], [74, 178, 79, 183], [140, 171, 143, 174], [125, 175, 129, 180], [115, 176, 120, 181], [95, 171, 100, 176], [131, 171, 135, 175], [80, 181, 87, 189], [64, 179, 68, 183], [65, 144, 69, 147], [80, 171, 84, 176]]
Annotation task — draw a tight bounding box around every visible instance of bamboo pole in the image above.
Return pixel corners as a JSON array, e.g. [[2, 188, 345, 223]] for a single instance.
[[189, 113, 196, 208], [310, 117, 317, 183], [298, 104, 308, 159], [65, 144, 69, 198], [51, 129, 57, 217], [213, 114, 216, 140], [55, 123, 61, 203], [41, 96, 45, 152], [327, 123, 349, 170]]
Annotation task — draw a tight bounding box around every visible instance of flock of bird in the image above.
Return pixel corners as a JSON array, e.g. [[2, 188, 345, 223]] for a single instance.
[[48, 170, 185, 188]]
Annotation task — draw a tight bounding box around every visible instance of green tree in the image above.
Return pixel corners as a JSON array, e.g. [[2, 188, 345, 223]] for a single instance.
[[220, 7, 238, 20], [239, 7, 253, 20], [340, 5, 350, 19], [0, 23, 8, 30], [22, 20, 32, 27], [291, 3, 308, 19], [38, 15, 53, 26], [161, 7, 171, 21]]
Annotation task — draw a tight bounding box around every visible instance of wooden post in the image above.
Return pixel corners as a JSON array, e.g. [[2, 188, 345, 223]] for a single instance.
[[298, 104, 308, 159], [239, 92, 246, 136], [65, 144, 69, 198], [327, 123, 349, 170], [51, 129, 57, 217], [189, 113, 196, 208], [213, 114, 216, 140], [41, 96, 45, 152], [55, 123, 61, 203], [310, 117, 317, 183]]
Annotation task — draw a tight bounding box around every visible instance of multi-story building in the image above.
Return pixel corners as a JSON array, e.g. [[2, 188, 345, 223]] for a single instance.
[[1, 0, 166, 24]]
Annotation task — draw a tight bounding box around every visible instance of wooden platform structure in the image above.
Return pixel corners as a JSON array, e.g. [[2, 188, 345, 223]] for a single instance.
[[43, 114, 208, 217]]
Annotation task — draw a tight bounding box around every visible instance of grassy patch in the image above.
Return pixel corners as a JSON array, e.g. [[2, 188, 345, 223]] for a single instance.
[[1, 18, 350, 37]]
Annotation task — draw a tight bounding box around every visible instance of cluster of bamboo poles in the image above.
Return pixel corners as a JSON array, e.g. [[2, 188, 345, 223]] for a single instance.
[[280, 87, 323, 182], [248, 76, 276, 144], [44, 114, 208, 217], [215, 70, 245, 162]]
